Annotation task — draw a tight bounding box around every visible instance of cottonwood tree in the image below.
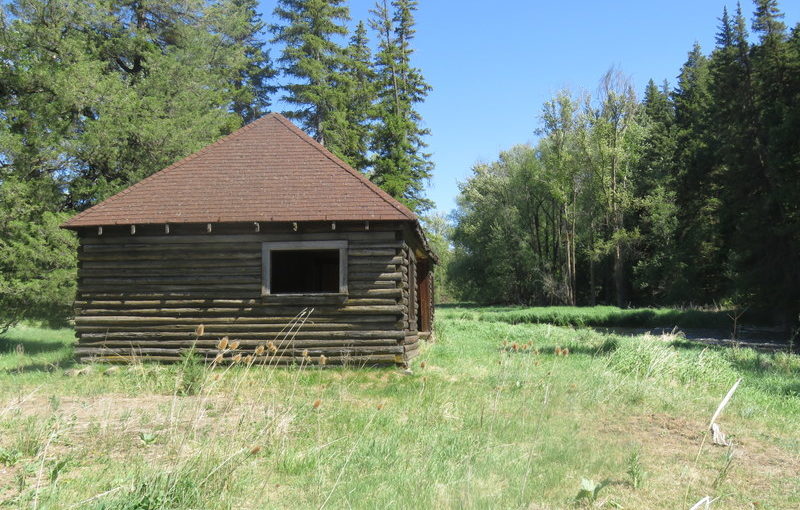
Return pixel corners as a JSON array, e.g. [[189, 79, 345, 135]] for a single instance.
[[537, 92, 581, 304], [581, 69, 644, 307]]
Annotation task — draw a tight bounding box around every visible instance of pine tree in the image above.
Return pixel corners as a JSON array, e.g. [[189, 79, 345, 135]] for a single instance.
[[668, 42, 728, 304], [638, 79, 676, 191], [735, 0, 799, 325], [0, 0, 273, 327], [208, 0, 277, 122], [333, 21, 376, 171], [369, 0, 433, 212], [270, 0, 350, 149], [630, 79, 679, 304]]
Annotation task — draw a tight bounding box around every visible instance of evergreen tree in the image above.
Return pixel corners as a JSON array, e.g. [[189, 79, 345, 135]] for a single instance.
[[671, 42, 725, 303], [270, 0, 351, 150], [0, 0, 272, 327], [66, 0, 264, 205], [630, 79, 679, 303], [333, 20, 376, 171], [734, 0, 799, 325], [369, 0, 433, 212], [208, 0, 278, 122]]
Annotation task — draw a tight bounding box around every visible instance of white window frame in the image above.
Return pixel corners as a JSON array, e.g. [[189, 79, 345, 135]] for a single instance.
[[261, 240, 348, 296]]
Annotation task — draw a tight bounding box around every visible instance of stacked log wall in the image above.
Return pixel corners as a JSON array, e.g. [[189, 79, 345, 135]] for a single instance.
[[398, 244, 420, 360], [74, 228, 415, 365]]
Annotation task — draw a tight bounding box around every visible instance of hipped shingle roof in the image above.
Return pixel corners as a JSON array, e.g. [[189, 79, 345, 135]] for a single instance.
[[61, 113, 416, 228]]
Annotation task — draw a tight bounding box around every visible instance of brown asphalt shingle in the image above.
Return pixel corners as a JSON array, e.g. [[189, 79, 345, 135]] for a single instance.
[[61, 113, 416, 228]]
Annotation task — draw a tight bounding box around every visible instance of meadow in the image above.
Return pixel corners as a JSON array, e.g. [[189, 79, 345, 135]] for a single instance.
[[0, 306, 798, 509]]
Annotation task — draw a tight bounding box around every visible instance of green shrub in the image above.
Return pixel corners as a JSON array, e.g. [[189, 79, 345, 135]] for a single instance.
[[0, 200, 77, 332]]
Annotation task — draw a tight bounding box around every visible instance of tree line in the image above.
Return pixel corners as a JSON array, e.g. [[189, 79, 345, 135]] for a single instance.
[[0, 0, 432, 330], [448, 0, 800, 328]]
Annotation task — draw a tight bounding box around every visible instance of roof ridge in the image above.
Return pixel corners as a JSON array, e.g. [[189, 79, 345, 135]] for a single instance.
[[63, 115, 275, 227], [271, 114, 416, 221]]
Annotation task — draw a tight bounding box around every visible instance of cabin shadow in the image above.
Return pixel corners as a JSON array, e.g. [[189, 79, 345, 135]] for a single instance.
[[1, 358, 77, 375], [0, 336, 70, 356], [0, 332, 76, 373]]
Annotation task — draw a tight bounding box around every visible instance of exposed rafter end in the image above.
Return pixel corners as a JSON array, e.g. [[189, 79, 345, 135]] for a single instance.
[[164, 224, 170, 234], [331, 221, 336, 231], [292, 222, 298, 232], [97, 226, 103, 236], [254, 222, 260, 233], [365, 220, 370, 231], [130, 225, 136, 235], [206, 223, 212, 233]]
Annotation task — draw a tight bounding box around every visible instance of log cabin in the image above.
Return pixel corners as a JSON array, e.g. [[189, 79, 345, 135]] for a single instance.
[[60, 113, 436, 366]]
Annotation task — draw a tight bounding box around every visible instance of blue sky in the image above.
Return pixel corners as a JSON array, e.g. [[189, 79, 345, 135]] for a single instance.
[[258, 0, 799, 216]]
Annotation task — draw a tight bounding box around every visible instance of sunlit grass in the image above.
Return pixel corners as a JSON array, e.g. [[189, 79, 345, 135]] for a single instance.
[[0, 312, 798, 509], [438, 304, 737, 329]]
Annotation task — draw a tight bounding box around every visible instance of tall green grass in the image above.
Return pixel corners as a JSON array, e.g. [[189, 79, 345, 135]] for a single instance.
[[0, 313, 798, 509], [439, 304, 738, 329]]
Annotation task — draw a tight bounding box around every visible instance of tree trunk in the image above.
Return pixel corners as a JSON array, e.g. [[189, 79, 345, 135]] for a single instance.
[[589, 223, 597, 306], [614, 243, 626, 307], [570, 204, 577, 305]]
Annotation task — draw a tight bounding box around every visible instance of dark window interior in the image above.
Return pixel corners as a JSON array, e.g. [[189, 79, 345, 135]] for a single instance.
[[271, 249, 340, 294]]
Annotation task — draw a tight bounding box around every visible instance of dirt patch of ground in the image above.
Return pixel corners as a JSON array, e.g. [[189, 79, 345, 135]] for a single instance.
[[0, 392, 295, 466], [598, 411, 800, 504]]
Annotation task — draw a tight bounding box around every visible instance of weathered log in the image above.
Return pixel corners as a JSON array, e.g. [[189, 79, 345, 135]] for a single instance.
[[80, 284, 261, 293], [79, 329, 405, 340], [73, 307, 403, 318], [347, 249, 398, 257], [76, 338, 402, 348], [79, 266, 260, 277], [74, 310, 400, 322], [343, 298, 397, 306], [75, 321, 402, 333], [81, 276, 261, 285], [78, 353, 400, 365], [404, 346, 420, 361], [81, 242, 260, 253], [78, 292, 263, 299], [348, 256, 404, 266], [402, 335, 419, 345], [348, 281, 397, 289], [79, 252, 261, 262], [80, 260, 262, 270], [75, 345, 403, 356], [348, 241, 404, 248], [348, 288, 401, 297], [349, 272, 403, 281]]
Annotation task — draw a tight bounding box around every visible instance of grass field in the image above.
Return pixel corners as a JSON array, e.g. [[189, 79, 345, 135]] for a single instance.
[[0, 307, 798, 509], [438, 304, 742, 329]]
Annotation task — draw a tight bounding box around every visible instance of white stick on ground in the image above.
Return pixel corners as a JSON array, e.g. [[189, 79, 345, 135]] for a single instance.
[[689, 495, 715, 510], [709, 378, 742, 428]]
